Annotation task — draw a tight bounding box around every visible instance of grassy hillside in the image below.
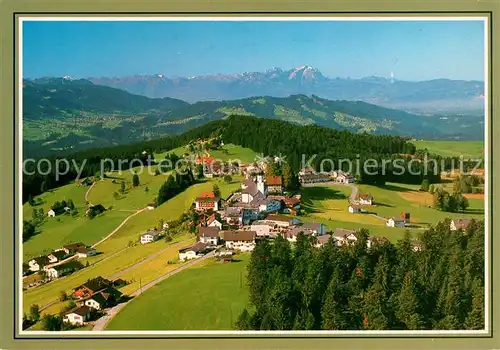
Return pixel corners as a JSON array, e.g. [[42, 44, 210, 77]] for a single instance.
[[24, 79, 483, 157], [414, 140, 484, 159], [22, 173, 242, 314], [106, 254, 251, 330]]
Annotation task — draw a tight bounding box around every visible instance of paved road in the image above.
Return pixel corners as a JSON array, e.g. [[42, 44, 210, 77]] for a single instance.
[[92, 251, 215, 331]]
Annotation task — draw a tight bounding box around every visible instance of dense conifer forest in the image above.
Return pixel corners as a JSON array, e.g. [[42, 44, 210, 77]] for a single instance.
[[236, 220, 485, 330], [22, 115, 482, 202]]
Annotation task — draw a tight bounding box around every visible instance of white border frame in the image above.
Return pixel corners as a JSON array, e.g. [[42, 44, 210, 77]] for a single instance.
[[17, 15, 490, 337]]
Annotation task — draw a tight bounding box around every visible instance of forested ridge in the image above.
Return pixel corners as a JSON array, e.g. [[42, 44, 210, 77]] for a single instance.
[[22, 115, 481, 202], [236, 220, 485, 330]]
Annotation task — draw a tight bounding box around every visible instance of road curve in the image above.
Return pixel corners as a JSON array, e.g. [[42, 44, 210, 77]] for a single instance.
[[92, 251, 215, 331]]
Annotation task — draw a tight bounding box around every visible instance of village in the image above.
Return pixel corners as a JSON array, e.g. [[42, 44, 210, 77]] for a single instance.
[[22, 149, 477, 329]]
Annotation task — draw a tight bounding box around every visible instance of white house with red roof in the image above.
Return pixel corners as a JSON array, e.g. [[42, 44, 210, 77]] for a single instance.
[[195, 192, 221, 211]]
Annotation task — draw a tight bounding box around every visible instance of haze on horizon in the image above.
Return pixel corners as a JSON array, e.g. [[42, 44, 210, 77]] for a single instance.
[[22, 19, 485, 82]]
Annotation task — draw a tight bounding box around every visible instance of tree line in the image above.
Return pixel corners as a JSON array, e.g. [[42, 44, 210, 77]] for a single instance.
[[23, 115, 482, 203], [237, 219, 484, 330]]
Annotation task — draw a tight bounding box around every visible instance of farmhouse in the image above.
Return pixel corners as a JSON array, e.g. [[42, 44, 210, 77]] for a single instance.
[[253, 198, 282, 214], [63, 306, 93, 325], [84, 291, 116, 310], [359, 194, 373, 205], [140, 229, 160, 244], [75, 246, 97, 258], [223, 230, 257, 252], [250, 221, 280, 237], [207, 214, 223, 229], [46, 261, 82, 279], [178, 242, 209, 261], [266, 175, 283, 194], [336, 171, 355, 184], [195, 192, 221, 212], [333, 228, 358, 246], [72, 276, 112, 300], [220, 207, 243, 226], [264, 214, 301, 227], [198, 227, 220, 246], [61, 242, 87, 255], [348, 204, 361, 213], [299, 173, 331, 184], [47, 250, 68, 263], [314, 234, 332, 248], [386, 217, 406, 228], [47, 209, 56, 217], [28, 256, 50, 272], [300, 222, 327, 236], [450, 218, 472, 231]]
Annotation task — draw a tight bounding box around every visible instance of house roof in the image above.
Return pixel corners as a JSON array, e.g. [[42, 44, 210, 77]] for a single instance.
[[300, 173, 330, 181], [141, 229, 160, 238], [333, 228, 357, 239], [89, 291, 112, 306], [286, 226, 314, 237], [452, 218, 472, 229], [50, 260, 82, 272], [179, 242, 208, 253], [49, 250, 67, 260], [31, 256, 50, 266], [360, 194, 373, 200], [389, 217, 405, 222], [223, 230, 256, 242], [207, 214, 221, 225], [265, 214, 293, 223], [76, 246, 96, 254], [242, 178, 256, 187], [301, 222, 323, 232], [63, 242, 86, 251], [316, 234, 332, 245], [78, 276, 112, 293], [66, 305, 92, 317], [266, 176, 282, 186], [196, 192, 220, 202], [242, 182, 260, 196], [199, 226, 220, 238]]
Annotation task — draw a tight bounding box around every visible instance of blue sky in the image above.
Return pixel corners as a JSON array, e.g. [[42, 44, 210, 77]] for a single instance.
[[22, 20, 485, 81]]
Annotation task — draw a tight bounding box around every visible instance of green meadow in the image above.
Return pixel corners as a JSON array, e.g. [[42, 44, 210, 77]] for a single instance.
[[106, 254, 251, 330], [413, 140, 484, 159], [300, 182, 484, 242]]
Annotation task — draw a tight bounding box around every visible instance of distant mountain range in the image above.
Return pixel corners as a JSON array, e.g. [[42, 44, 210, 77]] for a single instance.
[[22, 77, 484, 158], [85, 66, 485, 114]]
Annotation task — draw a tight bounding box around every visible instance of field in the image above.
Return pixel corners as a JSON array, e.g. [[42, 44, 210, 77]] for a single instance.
[[413, 140, 484, 159], [23, 234, 193, 314], [106, 254, 251, 330], [22, 182, 132, 261], [23, 171, 243, 317], [300, 182, 484, 242]]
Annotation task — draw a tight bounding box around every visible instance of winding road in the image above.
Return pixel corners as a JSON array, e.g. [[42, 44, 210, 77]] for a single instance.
[[92, 251, 215, 331]]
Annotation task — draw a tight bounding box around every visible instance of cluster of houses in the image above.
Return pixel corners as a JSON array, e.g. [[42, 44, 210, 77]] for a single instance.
[[347, 193, 411, 229], [298, 168, 356, 185], [25, 242, 97, 279], [63, 276, 124, 325]]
